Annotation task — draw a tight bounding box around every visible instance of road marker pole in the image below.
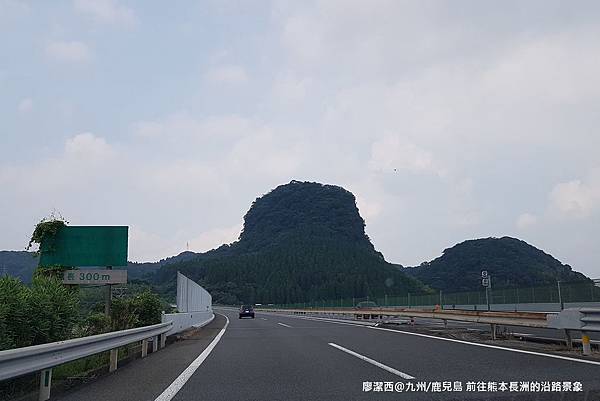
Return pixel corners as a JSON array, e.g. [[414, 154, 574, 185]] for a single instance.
[[582, 332, 592, 355]]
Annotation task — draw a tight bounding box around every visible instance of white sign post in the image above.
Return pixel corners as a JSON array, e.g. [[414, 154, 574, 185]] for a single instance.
[[481, 271, 491, 311]]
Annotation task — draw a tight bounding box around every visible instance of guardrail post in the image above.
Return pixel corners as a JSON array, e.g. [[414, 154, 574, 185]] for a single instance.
[[141, 339, 148, 358], [152, 335, 159, 353], [160, 333, 166, 349], [564, 330, 573, 349], [491, 323, 497, 340], [582, 331, 592, 355], [39, 368, 52, 401], [109, 348, 118, 372]]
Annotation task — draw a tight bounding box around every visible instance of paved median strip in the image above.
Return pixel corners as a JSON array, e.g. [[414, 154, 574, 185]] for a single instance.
[[277, 322, 292, 328], [328, 343, 415, 379]]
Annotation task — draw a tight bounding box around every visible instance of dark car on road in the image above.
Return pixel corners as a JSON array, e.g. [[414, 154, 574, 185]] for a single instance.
[[239, 305, 255, 319]]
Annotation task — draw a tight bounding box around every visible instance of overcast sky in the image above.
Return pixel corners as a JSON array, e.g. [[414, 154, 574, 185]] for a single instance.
[[1, 0, 599, 277]]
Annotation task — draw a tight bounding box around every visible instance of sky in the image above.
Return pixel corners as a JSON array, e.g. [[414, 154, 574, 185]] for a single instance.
[[1, 0, 599, 278]]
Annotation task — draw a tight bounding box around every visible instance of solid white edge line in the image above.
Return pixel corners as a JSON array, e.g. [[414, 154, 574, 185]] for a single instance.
[[328, 342, 415, 379], [368, 326, 600, 366], [154, 314, 230, 401], [277, 322, 292, 328]]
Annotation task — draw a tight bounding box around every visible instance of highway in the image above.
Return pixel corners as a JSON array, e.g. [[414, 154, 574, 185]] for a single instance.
[[54, 308, 600, 401]]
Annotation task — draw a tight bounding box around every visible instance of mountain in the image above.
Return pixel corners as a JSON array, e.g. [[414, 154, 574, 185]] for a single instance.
[[153, 181, 428, 304], [403, 237, 591, 292], [0, 251, 39, 283], [0, 250, 198, 283]]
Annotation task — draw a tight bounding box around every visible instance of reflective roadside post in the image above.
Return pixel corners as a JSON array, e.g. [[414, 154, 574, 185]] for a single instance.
[[582, 332, 592, 355]]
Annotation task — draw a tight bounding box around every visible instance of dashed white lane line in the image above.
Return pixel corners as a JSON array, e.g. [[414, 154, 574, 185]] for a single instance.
[[328, 343, 415, 379], [261, 318, 268, 320], [277, 322, 292, 328], [154, 314, 229, 401]]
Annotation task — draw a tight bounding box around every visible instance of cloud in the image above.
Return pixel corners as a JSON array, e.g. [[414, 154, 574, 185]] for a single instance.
[[73, 0, 137, 27], [17, 98, 33, 114], [368, 134, 442, 175], [272, 73, 310, 102], [516, 213, 537, 230], [549, 169, 600, 218], [65, 132, 115, 161], [128, 223, 242, 262], [45, 40, 93, 63], [204, 65, 248, 85], [188, 224, 243, 253]]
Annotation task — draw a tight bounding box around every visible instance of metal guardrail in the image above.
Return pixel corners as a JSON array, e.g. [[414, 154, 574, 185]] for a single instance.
[[0, 321, 173, 400], [548, 308, 600, 355], [261, 306, 600, 355], [258, 307, 550, 328]]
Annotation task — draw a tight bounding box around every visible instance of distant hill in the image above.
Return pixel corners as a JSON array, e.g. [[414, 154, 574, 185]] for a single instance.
[[0, 250, 198, 283], [403, 237, 591, 292], [153, 181, 428, 304], [0, 251, 38, 283]]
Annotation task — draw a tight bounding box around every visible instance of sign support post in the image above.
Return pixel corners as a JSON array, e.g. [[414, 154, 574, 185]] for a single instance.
[[105, 266, 112, 316], [481, 271, 491, 311]]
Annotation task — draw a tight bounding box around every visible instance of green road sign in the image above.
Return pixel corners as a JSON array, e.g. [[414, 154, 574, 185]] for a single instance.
[[39, 226, 128, 267]]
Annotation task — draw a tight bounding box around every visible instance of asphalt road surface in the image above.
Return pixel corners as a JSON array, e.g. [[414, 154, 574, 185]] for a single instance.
[[54, 308, 600, 401]]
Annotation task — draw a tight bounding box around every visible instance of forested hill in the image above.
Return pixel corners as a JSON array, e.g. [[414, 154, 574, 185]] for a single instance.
[[0, 251, 38, 283], [0, 250, 199, 283], [404, 237, 591, 292], [153, 181, 428, 304]]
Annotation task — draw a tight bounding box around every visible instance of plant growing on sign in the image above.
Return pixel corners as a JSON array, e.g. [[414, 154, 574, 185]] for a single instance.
[[27, 216, 69, 254]]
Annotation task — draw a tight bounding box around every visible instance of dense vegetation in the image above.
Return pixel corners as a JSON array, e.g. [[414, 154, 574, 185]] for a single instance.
[[0, 275, 165, 351], [404, 237, 591, 292], [153, 181, 428, 304], [0, 275, 79, 350]]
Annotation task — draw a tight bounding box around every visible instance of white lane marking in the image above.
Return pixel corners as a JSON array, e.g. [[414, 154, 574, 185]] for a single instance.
[[369, 326, 600, 366], [264, 312, 600, 366], [154, 314, 230, 401], [261, 318, 268, 321], [328, 343, 415, 379], [277, 322, 292, 328], [271, 314, 374, 328]]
